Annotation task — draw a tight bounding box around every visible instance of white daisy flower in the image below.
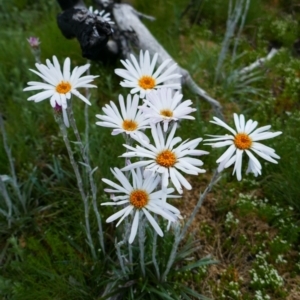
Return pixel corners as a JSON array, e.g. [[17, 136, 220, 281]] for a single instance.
[[88, 6, 115, 25], [24, 56, 97, 108], [95, 93, 150, 141], [27, 36, 41, 49], [204, 113, 282, 181], [102, 167, 181, 244], [140, 88, 196, 132], [121, 123, 208, 194], [114, 50, 182, 99], [23, 56, 98, 125]]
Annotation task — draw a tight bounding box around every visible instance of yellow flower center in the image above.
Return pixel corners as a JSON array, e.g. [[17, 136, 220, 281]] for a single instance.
[[160, 109, 173, 118], [56, 81, 72, 94], [138, 76, 156, 90], [122, 119, 138, 131], [234, 133, 252, 150], [156, 150, 177, 168], [129, 190, 149, 209]]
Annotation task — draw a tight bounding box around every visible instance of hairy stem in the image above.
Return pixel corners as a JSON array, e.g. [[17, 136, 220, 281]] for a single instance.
[[0, 114, 25, 212], [84, 60, 91, 146], [115, 239, 128, 277], [162, 170, 220, 281], [161, 220, 181, 282], [180, 171, 220, 239], [55, 113, 97, 259], [215, 0, 246, 83], [138, 215, 146, 277], [239, 48, 279, 75], [180, 68, 224, 120], [0, 176, 12, 227], [232, 0, 250, 62], [152, 225, 160, 279], [67, 102, 105, 254]]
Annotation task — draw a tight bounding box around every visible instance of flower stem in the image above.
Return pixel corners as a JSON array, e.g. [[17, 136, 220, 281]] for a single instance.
[[122, 134, 134, 270], [152, 222, 160, 279], [115, 239, 128, 277], [84, 103, 89, 146], [138, 214, 146, 277], [128, 238, 133, 273], [180, 171, 220, 239], [55, 113, 97, 259], [0, 176, 12, 228], [84, 61, 91, 146], [161, 170, 220, 281], [67, 102, 105, 254], [0, 114, 25, 212], [161, 221, 181, 282]]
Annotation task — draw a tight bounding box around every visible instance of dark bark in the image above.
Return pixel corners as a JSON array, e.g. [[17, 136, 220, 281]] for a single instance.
[[55, 0, 223, 113], [57, 7, 112, 60], [56, 0, 85, 11], [56, 0, 117, 61]]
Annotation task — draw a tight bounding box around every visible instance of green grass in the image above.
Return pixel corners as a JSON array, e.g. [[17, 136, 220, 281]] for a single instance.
[[0, 0, 300, 299]]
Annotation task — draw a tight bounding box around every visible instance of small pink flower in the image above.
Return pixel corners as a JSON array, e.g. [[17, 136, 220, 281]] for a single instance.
[[27, 37, 41, 49], [54, 102, 62, 112]]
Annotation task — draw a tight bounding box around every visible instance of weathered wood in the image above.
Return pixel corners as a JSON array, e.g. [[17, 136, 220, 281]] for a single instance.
[[57, 4, 113, 60], [112, 3, 222, 115], [56, 0, 223, 115], [239, 48, 279, 75]]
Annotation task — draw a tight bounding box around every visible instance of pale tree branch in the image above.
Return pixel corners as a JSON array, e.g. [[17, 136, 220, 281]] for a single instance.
[[239, 48, 280, 75], [112, 3, 223, 117], [56, 1, 223, 115]]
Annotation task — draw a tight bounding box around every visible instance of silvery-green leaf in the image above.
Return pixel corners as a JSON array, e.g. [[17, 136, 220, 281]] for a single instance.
[[0, 175, 11, 182], [78, 162, 91, 170], [91, 166, 98, 175]]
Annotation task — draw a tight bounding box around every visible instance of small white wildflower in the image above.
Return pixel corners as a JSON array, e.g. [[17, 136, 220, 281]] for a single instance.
[[205, 113, 282, 180]]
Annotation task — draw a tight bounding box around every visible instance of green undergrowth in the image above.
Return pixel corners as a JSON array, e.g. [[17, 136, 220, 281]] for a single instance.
[[0, 0, 300, 299]]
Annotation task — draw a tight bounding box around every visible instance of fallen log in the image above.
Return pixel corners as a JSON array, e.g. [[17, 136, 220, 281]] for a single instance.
[[56, 0, 223, 116]]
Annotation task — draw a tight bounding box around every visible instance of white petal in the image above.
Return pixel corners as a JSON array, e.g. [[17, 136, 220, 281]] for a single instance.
[[224, 154, 237, 169], [106, 206, 129, 223], [211, 117, 237, 135], [239, 114, 245, 132], [129, 210, 140, 244], [245, 150, 262, 174], [143, 208, 163, 236], [233, 149, 243, 181], [27, 90, 54, 102], [169, 167, 183, 194], [234, 113, 242, 132], [216, 144, 236, 163], [172, 168, 192, 192], [62, 108, 69, 127], [63, 57, 71, 81], [251, 148, 279, 164], [116, 205, 134, 227], [71, 90, 91, 105]]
